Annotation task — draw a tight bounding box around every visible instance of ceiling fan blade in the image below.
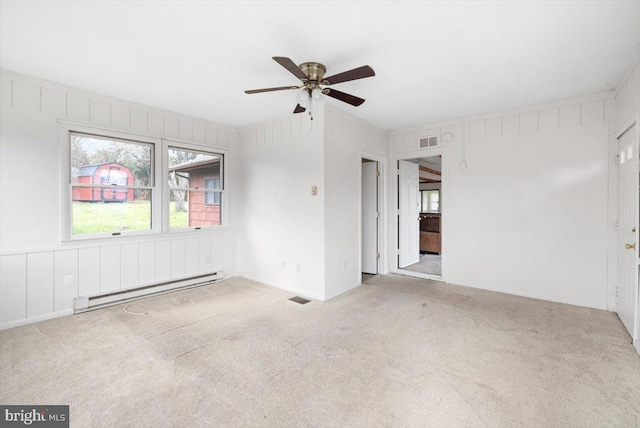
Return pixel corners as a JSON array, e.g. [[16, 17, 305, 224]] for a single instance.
[[324, 88, 365, 107], [322, 65, 375, 85], [273, 57, 308, 81], [293, 104, 306, 114], [245, 86, 298, 94]]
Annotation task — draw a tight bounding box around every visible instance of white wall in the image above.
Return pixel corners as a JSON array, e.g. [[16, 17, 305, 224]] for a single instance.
[[237, 108, 326, 300], [389, 92, 616, 309], [615, 60, 640, 132], [323, 105, 389, 300], [238, 103, 389, 301], [0, 69, 240, 329]]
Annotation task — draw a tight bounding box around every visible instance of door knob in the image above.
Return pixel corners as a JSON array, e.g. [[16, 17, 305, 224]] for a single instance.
[[626, 243, 636, 250]]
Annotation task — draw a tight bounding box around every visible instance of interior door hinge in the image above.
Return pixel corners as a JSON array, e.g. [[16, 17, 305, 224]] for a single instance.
[[615, 219, 620, 231], [376, 212, 380, 218], [376, 170, 380, 177], [376, 252, 380, 259], [615, 154, 620, 166]]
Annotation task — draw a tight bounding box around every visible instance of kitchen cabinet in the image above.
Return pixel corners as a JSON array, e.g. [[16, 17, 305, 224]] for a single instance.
[[420, 213, 441, 253]]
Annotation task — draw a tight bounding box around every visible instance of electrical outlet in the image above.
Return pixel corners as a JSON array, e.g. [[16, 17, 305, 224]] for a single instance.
[[296, 263, 301, 272], [64, 274, 75, 288], [460, 161, 467, 169], [342, 261, 347, 271], [282, 261, 286, 268]]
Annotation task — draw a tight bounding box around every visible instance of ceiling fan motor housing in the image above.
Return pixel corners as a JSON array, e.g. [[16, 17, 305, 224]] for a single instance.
[[299, 62, 327, 85]]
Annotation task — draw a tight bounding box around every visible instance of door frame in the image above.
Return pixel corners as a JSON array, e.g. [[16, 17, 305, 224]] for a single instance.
[[390, 147, 448, 281], [612, 112, 640, 354], [360, 159, 380, 275], [359, 151, 388, 279]]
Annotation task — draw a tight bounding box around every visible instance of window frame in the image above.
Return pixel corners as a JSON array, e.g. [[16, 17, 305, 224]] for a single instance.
[[60, 124, 228, 242], [62, 127, 162, 241], [164, 140, 225, 232], [420, 189, 440, 213]]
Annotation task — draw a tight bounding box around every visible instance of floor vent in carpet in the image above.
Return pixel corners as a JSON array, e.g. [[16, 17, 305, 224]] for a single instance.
[[289, 296, 310, 305]]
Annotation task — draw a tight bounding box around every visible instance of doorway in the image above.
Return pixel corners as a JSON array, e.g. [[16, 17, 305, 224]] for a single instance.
[[398, 155, 443, 278], [361, 158, 380, 281], [615, 118, 639, 345]]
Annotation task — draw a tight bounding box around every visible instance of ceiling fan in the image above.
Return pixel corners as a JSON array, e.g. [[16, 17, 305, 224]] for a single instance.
[[245, 57, 375, 117]]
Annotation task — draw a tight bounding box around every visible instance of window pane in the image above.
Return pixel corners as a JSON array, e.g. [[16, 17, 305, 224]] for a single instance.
[[430, 191, 439, 211], [204, 178, 221, 205], [71, 133, 152, 186], [420, 190, 439, 212], [170, 190, 221, 228], [72, 189, 151, 235], [168, 148, 221, 189]]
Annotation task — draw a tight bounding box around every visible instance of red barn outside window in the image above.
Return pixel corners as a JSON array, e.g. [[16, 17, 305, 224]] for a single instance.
[[72, 162, 134, 202]]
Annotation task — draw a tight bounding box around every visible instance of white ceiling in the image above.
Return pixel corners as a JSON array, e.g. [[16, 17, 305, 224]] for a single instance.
[[1, 1, 638, 130]]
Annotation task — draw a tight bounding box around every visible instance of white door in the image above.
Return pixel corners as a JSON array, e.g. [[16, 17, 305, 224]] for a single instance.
[[362, 161, 378, 274], [398, 160, 420, 268], [617, 123, 639, 338]]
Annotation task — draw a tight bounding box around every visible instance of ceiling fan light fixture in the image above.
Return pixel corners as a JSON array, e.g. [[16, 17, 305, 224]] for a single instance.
[[312, 88, 322, 100], [296, 89, 310, 108]]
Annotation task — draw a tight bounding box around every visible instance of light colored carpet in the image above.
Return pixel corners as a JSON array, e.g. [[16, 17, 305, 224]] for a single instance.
[[361, 273, 375, 282], [405, 254, 442, 276], [1, 275, 639, 427]]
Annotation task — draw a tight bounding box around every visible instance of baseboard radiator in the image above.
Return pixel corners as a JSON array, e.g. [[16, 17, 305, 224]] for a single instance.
[[73, 272, 222, 313]]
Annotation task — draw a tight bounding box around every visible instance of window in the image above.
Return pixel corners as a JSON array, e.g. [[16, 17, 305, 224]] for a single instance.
[[204, 178, 221, 205], [67, 130, 226, 239], [421, 190, 440, 212], [168, 147, 223, 229], [70, 132, 153, 236]]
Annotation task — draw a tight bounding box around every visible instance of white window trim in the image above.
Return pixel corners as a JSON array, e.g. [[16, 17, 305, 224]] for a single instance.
[[59, 123, 230, 242]]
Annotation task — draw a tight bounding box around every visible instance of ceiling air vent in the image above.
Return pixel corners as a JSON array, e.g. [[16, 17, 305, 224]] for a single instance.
[[419, 135, 440, 149]]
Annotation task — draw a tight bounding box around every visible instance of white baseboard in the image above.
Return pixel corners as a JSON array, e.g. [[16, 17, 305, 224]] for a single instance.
[[0, 309, 74, 331], [434, 277, 608, 311], [1, 274, 231, 330], [634, 339, 640, 357], [238, 274, 325, 301]]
